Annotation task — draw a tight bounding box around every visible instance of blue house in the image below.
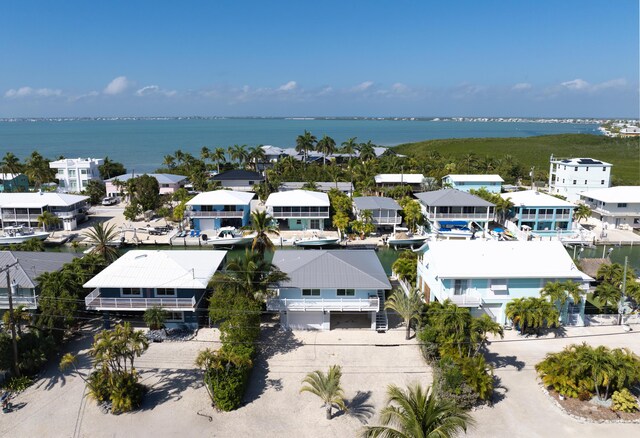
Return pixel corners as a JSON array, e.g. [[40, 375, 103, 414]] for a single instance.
[[501, 190, 576, 232], [265, 190, 330, 231], [185, 190, 254, 230], [0, 173, 29, 192], [267, 250, 391, 331], [84, 250, 227, 329], [442, 174, 504, 193], [416, 240, 591, 325]]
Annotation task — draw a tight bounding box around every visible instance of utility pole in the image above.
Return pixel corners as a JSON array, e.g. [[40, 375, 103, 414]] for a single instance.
[[619, 256, 628, 325], [3, 262, 21, 377]]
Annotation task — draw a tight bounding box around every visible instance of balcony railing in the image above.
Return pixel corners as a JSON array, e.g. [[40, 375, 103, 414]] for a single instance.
[[0, 296, 37, 308], [266, 297, 380, 312], [2, 214, 34, 221], [427, 212, 491, 219], [519, 214, 571, 220], [186, 210, 244, 218], [270, 211, 330, 219], [85, 289, 196, 311], [371, 214, 402, 225]]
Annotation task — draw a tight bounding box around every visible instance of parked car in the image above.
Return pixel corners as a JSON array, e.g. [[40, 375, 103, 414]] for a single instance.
[[102, 196, 119, 206]]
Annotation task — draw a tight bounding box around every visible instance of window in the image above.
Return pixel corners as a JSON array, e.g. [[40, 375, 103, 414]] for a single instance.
[[584, 180, 587, 184], [453, 280, 467, 295], [121, 287, 141, 296], [490, 279, 508, 292], [166, 311, 183, 322], [248, 181, 254, 185], [601, 180, 605, 185], [80, 169, 88, 175], [302, 289, 320, 296], [310, 219, 320, 229], [617, 203, 627, 208], [574, 167, 578, 171], [573, 180, 576, 185], [603, 167, 606, 171], [337, 289, 355, 296], [296, 219, 302, 225], [585, 167, 589, 172], [156, 288, 176, 296]]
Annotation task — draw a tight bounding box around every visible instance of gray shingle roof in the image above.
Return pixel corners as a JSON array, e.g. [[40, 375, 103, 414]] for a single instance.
[[414, 189, 494, 207], [272, 250, 391, 290], [353, 196, 401, 211], [0, 251, 81, 289]]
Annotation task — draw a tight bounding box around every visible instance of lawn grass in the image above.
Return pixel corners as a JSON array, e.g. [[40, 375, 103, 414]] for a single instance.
[[392, 134, 640, 185]]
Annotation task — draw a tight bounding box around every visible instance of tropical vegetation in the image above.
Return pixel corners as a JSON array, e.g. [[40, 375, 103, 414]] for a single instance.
[[385, 289, 422, 340], [300, 365, 347, 420], [143, 306, 168, 331], [84, 222, 120, 263], [505, 297, 559, 335], [242, 210, 279, 255]]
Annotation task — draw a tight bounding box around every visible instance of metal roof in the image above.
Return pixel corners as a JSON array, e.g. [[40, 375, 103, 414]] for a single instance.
[[279, 182, 353, 192], [212, 170, 264, 181], [552, 157, 612, 166], [353, 196, 401, 211], [83, 250, 226, 289], [0, 251, 81, 289], [105, 173, 187, 184], [580, 186, 640, 204], [273, 250, 391, 289], [444, 174, 504, 183], [0, 192, 89, 208], [265, 190, 330, 207], [414, 189, 495, 207], [187, 190, 254, 206], [375, 174, 425, 184], [501, 190, 575, 207]]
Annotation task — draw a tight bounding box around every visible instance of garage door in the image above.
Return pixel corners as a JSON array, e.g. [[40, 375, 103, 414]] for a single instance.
[[198, 219, 216, 231], [285, 311, 326, 330]]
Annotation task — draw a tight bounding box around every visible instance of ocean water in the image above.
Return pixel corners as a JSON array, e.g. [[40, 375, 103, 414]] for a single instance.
[[0, 118, 600, 173]]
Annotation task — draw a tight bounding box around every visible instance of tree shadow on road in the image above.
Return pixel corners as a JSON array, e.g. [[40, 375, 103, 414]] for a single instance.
[[483, 350, 525, 371], [341, 390, 375, 424], [489, 375, 508, 406], [242, 325, 304, 405], [138, 368, 203, 411]]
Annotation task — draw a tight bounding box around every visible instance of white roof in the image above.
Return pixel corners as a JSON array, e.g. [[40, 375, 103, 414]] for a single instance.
[[187, 190, 254, 206], [580, 186, 640, 204], [551, 157, 612, 166], [501, 190, 575, 207], [265, 190, 329, 207], [0, 192, 89, 208], [84, 250, 226, 289], [444, 174, 504, 183], [0, 173, 25, 180], [423, 240, 590, 280], [50, 158, 103, 167], [375, 174, 425, 184]]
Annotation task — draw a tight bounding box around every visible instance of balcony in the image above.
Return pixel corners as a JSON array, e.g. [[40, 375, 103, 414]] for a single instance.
[[371, 214, 402, 225], [186, 210, 244, 218], [2, 214, 34, 221], [0, 296, 37, 309], [85, 289, 196, 311], [428, 212, 491, 220], [266, 297, 380, 312], [519, 214, 571, 220], [432, 289, 483, 307], [270, 211, 330, 219]]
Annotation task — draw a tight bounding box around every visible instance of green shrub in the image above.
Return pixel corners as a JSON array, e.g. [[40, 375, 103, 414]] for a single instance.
[[612, 389, 639, 413], [206, 364, 250, 411], [2, 376, 33, 392], [110, 372, 145, 414], [433, 357, 479, 410], [578, 391, 592, 401]]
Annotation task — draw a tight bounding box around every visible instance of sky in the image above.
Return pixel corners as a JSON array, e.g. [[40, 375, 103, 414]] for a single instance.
[[0, 0, 638, 118]]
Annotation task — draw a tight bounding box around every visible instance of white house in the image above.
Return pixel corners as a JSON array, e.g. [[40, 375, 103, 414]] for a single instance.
[[416, 240, 592, 325], [580, 186, 640, 229], [375, 174, 425, 192], [105, 173, 188, 197], [265, 190, 330, 230], [442, 174, 504, 193], [0, 192, 89, 231], [84, 250, 227, 329], [548, 157, 612, 202], [279, 182, 354, 195], [49, 158, 104, 193], [267, 250, 391, 331], [352, 196, 402, 231]]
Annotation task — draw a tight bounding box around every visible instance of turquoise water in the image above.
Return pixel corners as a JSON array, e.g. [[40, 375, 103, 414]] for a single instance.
[[0, 119, 599, 173]]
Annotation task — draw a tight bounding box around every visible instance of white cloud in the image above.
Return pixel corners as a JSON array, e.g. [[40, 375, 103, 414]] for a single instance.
[[135, 85, 177, 97], [561, 78, 590, 91], [4, 86, 62, 98], [512, 82, 532, 91], [592, 78, 626, 91], [351, 81, 374, 92], [103, 76, 131, 95], [278, 81, 297, 91], [391, 82, 409, 93]]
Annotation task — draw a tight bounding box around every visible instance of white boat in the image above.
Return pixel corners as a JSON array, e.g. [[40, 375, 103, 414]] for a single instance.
[[386, 227, 429, 247], [0, 226, 49, 245], [294, 230, 340, 247], [435, 221, 477, 239], [204, 227, 255, 246]]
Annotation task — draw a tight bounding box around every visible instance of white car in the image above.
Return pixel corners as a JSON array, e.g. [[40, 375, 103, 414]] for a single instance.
[[101, 196, 119, 206]]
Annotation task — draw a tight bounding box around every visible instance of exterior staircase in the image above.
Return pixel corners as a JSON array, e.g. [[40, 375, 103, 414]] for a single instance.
[[375, 289, 388, 332]]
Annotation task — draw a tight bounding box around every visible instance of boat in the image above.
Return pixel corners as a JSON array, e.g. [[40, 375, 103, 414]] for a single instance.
[[386, 227, 429, 248], [293, 230, 340, 247], [203, 227, 255, 246], [435, 221, 477, 239], [0, 226, 49, 245]]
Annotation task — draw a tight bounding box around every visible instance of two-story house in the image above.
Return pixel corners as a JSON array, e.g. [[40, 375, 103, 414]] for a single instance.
[[211, 170, 264, 192], [0, 174, 29, 193], [442, 174, 504, 193], [374, 174, 425, 193], [267, 250, 391, 331], [502, 190, 575, 233], [84, 250, 227, 329], [414, 188, 495, 236], [265, 190, 330, 230], [416, 240, 591, 325], [185, 190, 254, 230], [0, 192, 89, 231], [548, 156, 612, 202], [49, 158, 104, 193], [0, 251, 80, 312], [580, 186, 640, 229], [352, 196, 402, 232], [105, 173, 188, 198]]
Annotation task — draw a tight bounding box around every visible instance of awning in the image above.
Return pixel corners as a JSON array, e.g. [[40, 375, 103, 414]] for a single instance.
[[438, 220, 468, 226]]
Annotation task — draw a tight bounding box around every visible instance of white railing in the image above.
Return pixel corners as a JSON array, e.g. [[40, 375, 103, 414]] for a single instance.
[[0, 296, 37, 308], [519, 214, 571, 220], [270, 211, 330, 218], [267, 297, 379, 312], [2, 214, 34, 220], [372, 214, 402, 225], [428, 212, 491, 219], [186, 210, 244, 218], [443, 290, 483, 307], [85, 289, 196, 310]]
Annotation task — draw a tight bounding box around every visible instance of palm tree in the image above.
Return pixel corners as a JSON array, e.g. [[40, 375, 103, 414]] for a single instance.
[[540, 281, 568, 311], [385, 289, 422, 340], [596, 263, 624, 287], [361, 384, 474, 437], [229, 144, 248, 167], [242, 210, 279, 255], [24, 151, 53, 189], [162, 154, 176, 169], [300, 365, 347, 420], [341, 137, 358, 159], [495, 196, 514, 223], [316, 134, 336, 166], [469, 314, 503, 356], [247, 146, 266, 171], [574, 204, 592, 223], [2, 304, 31, 336], [84, 222, 120, 263], [0, 152, 22, 177], [594, 282, 621, 313], [295, 130, 317, 162], [37, 210, 60, 233], [200, 146, 211, 164], [212, 147, 226, 174], [143, 306, 168, 331]]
